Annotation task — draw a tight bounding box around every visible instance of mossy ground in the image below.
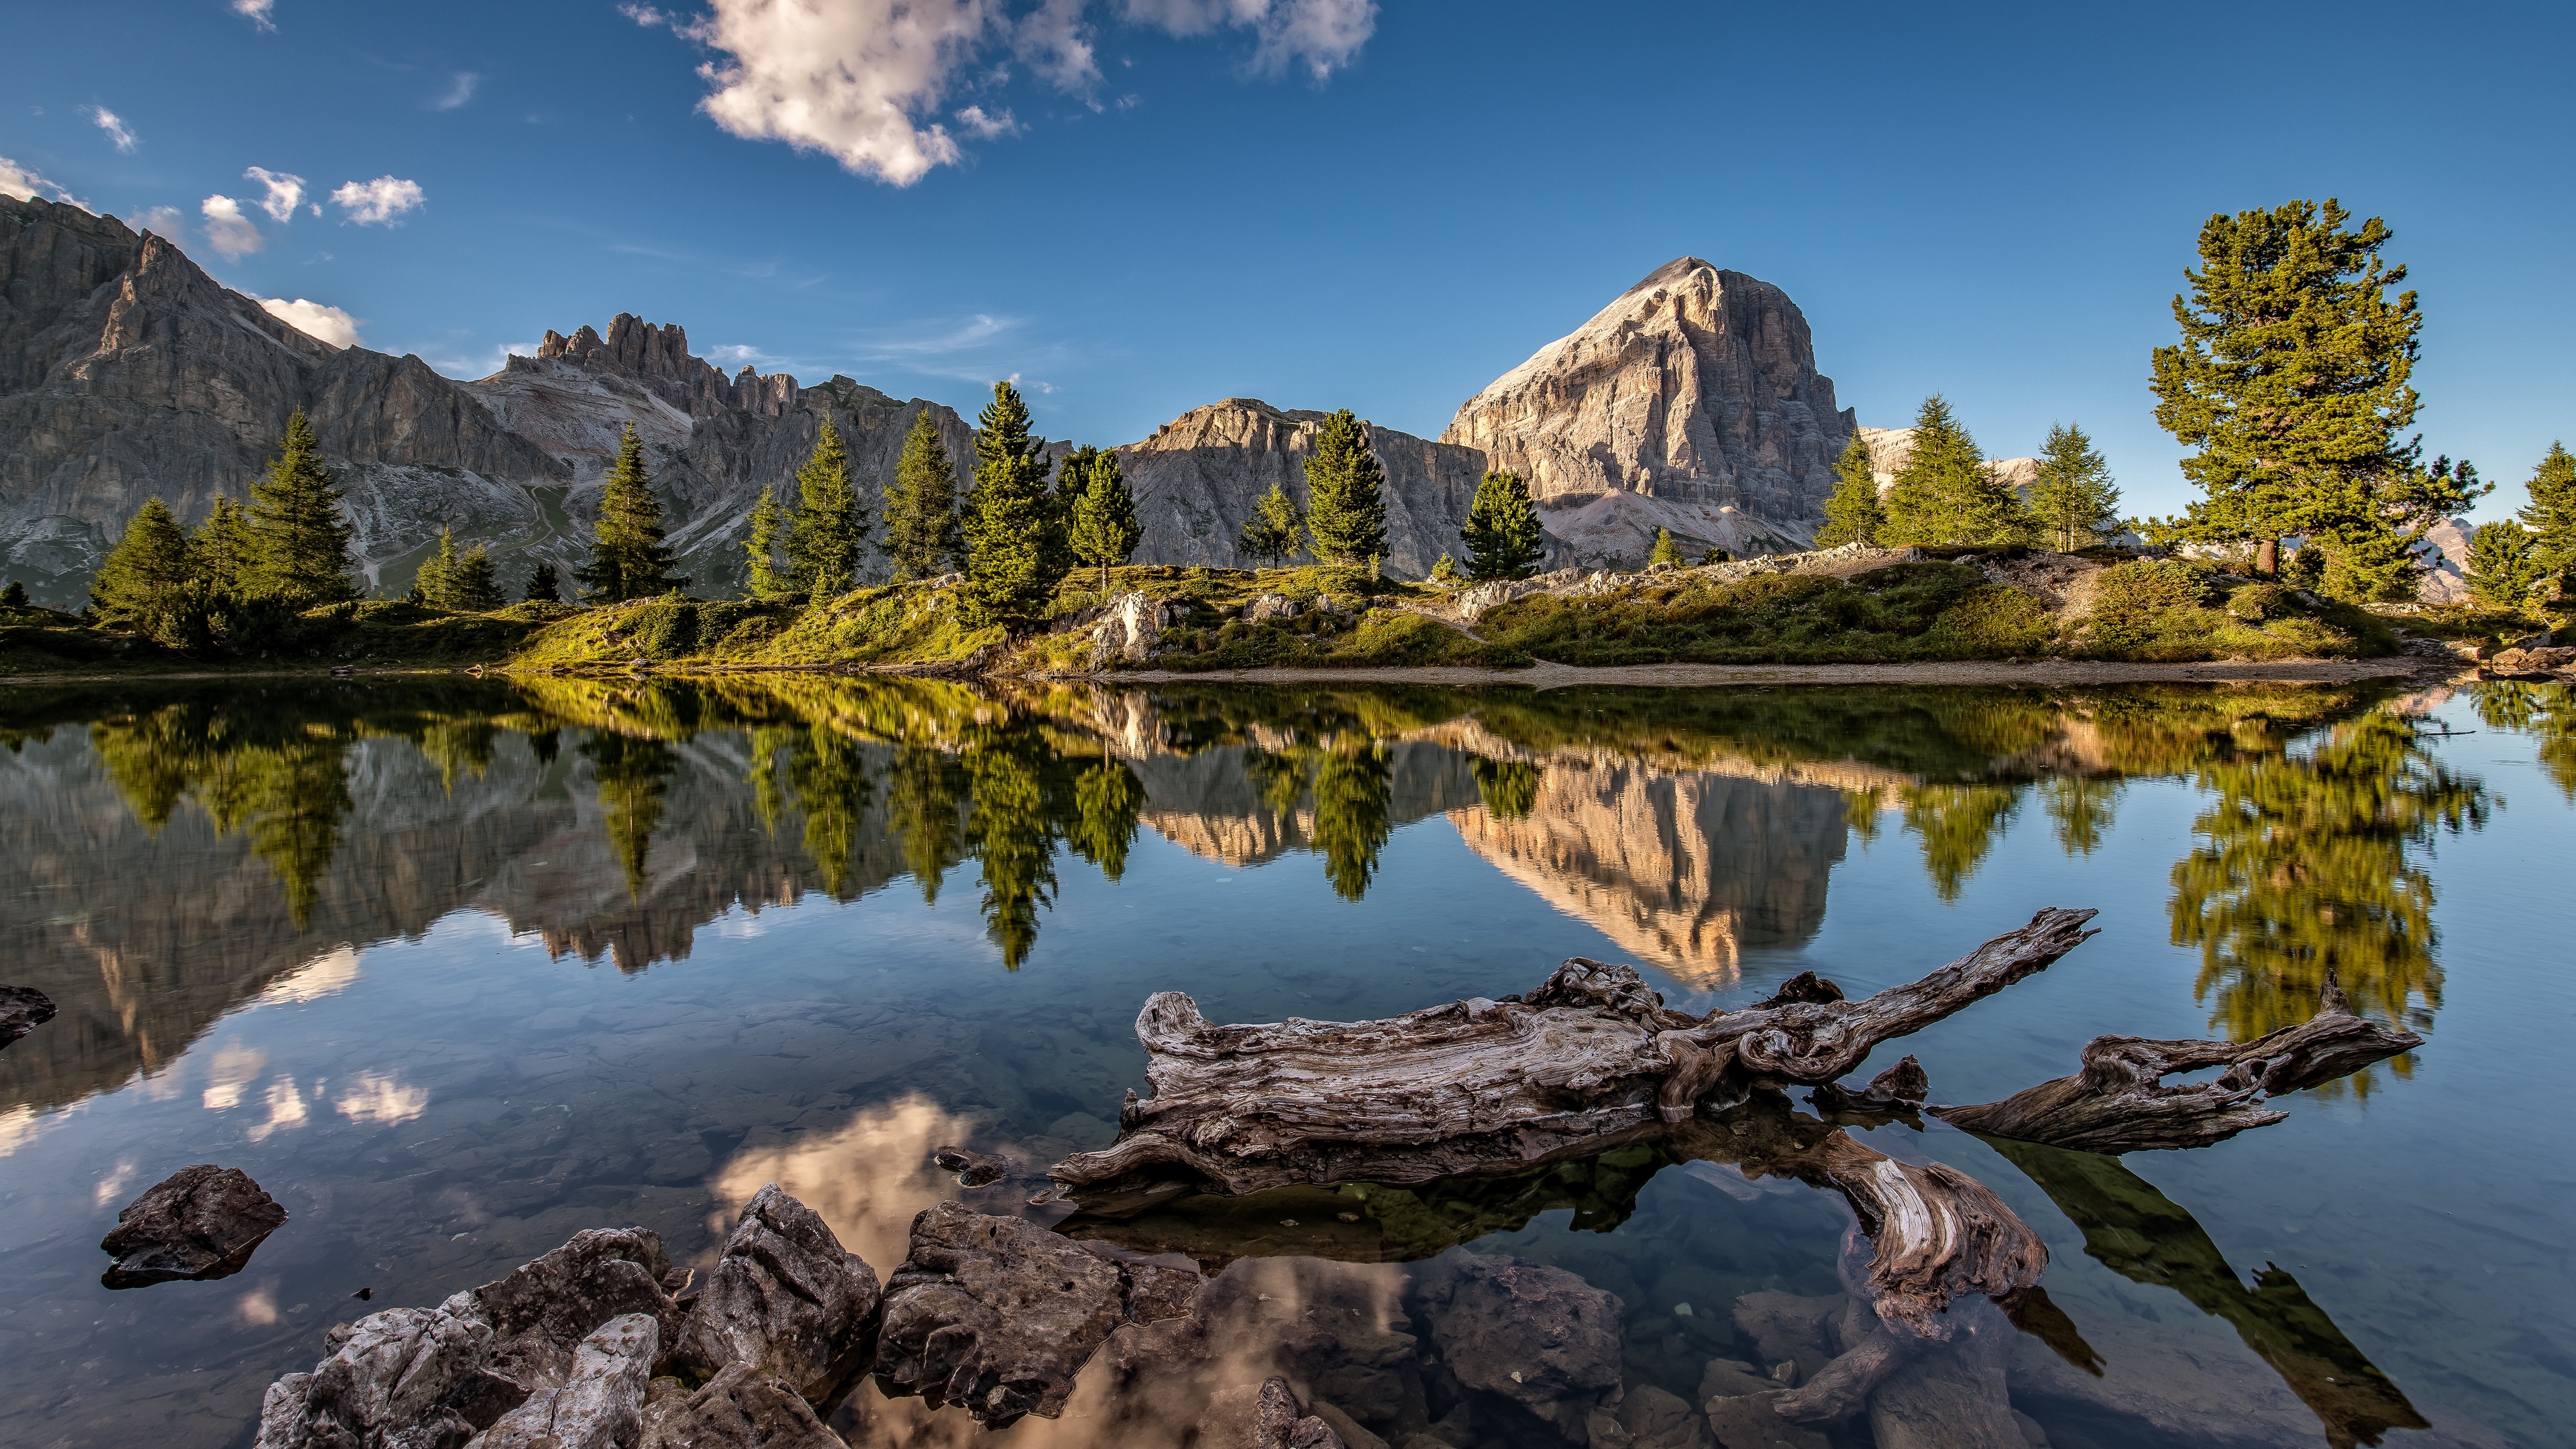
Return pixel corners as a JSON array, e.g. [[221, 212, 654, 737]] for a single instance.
[[0, 598, 562, 676]]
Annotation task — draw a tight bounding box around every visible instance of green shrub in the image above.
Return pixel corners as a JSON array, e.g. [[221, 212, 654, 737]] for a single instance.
[[2087, 559, 2224, 657], [2226, 582, 2292, 621], [631, 598, 700, 659], [1921, 584, 2055, 657]]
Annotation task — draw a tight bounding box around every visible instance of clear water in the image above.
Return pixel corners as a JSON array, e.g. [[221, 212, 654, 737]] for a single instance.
[[1, 676, 2568, 1448]]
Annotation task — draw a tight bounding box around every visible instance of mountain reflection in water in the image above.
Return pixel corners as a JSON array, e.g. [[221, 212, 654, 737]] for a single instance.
[[0, 676, 2510, 1122]]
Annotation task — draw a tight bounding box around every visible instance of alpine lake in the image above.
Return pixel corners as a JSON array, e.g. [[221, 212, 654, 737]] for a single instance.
[[2, 674, 2570, 1449]]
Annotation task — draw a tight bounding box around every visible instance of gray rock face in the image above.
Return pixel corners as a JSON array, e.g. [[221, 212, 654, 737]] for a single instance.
[[98, 1163, 288, 1286], [259, 1303, 496, 1449], [873, 1201, 1203, 1428], [1411, 1252, 1625, 1440], [1442, 258, 1856, 564], [468, 1313, 658, 1449], [637, 1364, 841, 1449], [673, 1181, 881, 1405], [1115, 398, 1509, 580], [1090, 590, 1178, 665]]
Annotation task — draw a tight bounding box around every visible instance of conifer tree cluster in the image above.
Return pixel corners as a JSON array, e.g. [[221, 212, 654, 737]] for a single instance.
[[1061, 445, 1139, 595], [2028, 423, 2123, 551], [786, 419, 867, 601], [2467, 522, 2540, 609], [1302, 409, 1388, 565], [883, 409, 965, 582], [525, 559, 563, 605], [1238, 481, 1305, 568], [2518, 442, 2576, 600], [415, 528, 504, 610], [576, 424, 686, 603], [1880, 396, 2034, 547], [1460, 470, 1544, 579], [1814, 432, 1884, 547], [959, 382, 1061, 625], [2148, 199, 2485, 597], [244, 412, 362, 606]]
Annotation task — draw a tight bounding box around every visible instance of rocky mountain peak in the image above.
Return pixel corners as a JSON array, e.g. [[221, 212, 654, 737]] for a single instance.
[[521, 312, 796, 420]]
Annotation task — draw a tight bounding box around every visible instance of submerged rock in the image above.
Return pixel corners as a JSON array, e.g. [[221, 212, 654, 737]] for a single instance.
[[469, 1312, 658, 1449], [674, 1181, 881, 1405], [1412, 1252, 1624, 1441], [639, 1364, 841, 1449], [932, 1145, 1009, 1187], [99, 1164, 288, 1287], [1254, 1376, 1350, 1449], [873, 1201, 1203, 1428], [0, 983, 56, 1049]]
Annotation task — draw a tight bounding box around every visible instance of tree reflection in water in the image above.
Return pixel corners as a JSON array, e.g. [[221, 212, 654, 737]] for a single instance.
[[2167, 710, 2488, 1073], [2472, 680, 2576, 802], [578, 730, 678, 899]]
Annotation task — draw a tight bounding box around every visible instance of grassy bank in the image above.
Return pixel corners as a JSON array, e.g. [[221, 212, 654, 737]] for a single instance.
[[0, 598, 565, 677]]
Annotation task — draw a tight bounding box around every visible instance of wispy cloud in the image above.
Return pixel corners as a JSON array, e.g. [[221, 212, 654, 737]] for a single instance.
[[232, 0, 276, 31], [331, 175, 425, 225], [0, 155, 81, 205], [259, 296, 362, 347], [635, 0, 1374, 188], [244, 166, 305, 223], [431, 72, 478, 111], [89, 106, 138, 153], [201, 195, 265, 258]]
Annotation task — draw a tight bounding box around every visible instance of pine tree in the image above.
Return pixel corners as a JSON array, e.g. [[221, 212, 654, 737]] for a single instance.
[[1648, 527, 1682, 566], [786, 419, 867, 601], [742, 486, 790, 600], [1460, 469, 1545, 580], [1815, 432, 1884, 547], [2029, 422, 2123, 551], [576, 423, 684, 603], [417, 529, 460, 607], [243, 411, 360, 605], [2517, 441, 2576, 590], [525, 559, 562, 604], [91, 498, 195, 625], [2467, 522, 2540, 610], [1303, 409, 1389, 564], [1064, 446, 1140, 596], [193, 495, 256, 594], [959, 382, 1060, 625], [1238, 480, 1305, 568], [884, 408, 965, 582], [449, 541, 503, 610], [1, 580, 25, 609], [2150, 199, 2484, 584], [1881, 396, 2031, 546]]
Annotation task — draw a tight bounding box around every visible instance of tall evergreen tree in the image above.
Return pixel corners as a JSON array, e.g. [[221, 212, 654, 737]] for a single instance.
[[1460, 469, 1545, 580], [786, 419, 867, 601], [960, 382, 1061, 625], [2029, 422, 2123, 551], [1302, 409, 1389, 564], [2149, 199, 2484, 584], [91, 499, 195, 625], [884, 408, 965, 581], [416, 529, 461, 607], [1648, 527, 1683, 566], [576, 423, 685, 603], [1238, 480, 1305, 568], [244, 411, 360, 605], [192, 495, 256, 594], [1064, 446, 1140, 595], [0, 580, 25, 610], [2517, 441, 2576, 591], [742, 486, 790, 600], [1881, 395, 2030, 546], [525, 559, 563, 605], [2466, 523, 2539, 610], [1815, 432, 1885, 547], [449, 541, 504, 610]]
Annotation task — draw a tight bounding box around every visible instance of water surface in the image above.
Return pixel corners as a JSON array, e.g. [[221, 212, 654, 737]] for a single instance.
[[1, 676, 2567, 1448]]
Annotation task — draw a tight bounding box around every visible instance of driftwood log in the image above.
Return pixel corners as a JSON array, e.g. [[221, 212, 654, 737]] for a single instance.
[[1051, 908, 2098, 1206], [1932, 971, 2420, 1152]]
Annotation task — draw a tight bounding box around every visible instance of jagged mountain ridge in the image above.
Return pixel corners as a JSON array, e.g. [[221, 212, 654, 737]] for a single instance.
[[2, 197, 1860, 604]]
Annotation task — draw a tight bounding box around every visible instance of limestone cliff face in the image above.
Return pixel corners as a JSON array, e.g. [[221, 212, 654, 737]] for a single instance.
[[1448, 761, 1849, 989], [1114, 398, 1511, 579], [1442, 258, 1856, 566]]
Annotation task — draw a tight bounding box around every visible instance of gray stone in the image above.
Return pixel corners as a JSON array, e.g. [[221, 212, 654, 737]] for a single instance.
[[1701, 1392, 1829, 1449], [99, 1163, 288, 1286], [468, 1228, 680, 1416], [256, 1303, 495, 1449], [468, 1312, 657, 1449], [1242, 592, 1301, 623], [673, 1181, 880, 1405], [1411, 1252, 1623, 1440], [0, 983, 55, 1048], [1090, 591, 1177, 666], [637, 1364, 841, 1449], [1618, 1384, 1713, 1449], [1255, 1377, 1350, 1449]]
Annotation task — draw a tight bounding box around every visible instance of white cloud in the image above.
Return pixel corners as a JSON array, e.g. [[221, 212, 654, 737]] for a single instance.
[[0, 154, 80, 203], [89, 106, 139, 153], [331, 175, 425, 225], [336, 1071, 427, 1126], [201, 195, 266, 258], [690, 0, 995, 186], [244, 166, 305, 223], [953, 104, 1019, 139], [135, 204, 184, 234], [432, 72, 479, 111], [1016, 0, 1099, 91], [260, 296, 362, 347], [1120, 0, 1376, 77], [233, 0, 276, 30]]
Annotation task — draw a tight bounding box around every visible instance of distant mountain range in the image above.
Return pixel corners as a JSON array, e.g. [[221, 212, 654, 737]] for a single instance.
[[1, 195, 1860, 608]]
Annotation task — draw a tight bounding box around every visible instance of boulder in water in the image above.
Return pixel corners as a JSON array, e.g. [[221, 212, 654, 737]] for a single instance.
[[99, 1164, 288, 1287]]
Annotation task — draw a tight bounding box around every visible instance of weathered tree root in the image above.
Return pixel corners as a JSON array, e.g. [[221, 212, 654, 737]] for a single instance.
[[1932, 971, 2420, 1153], [1049, 908, 2099, 1208]]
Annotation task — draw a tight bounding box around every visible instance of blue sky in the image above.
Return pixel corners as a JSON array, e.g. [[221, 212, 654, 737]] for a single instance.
[[7, 1, 2572, 517]]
